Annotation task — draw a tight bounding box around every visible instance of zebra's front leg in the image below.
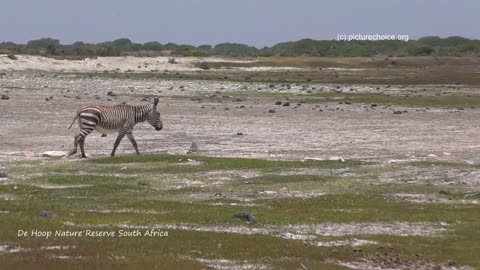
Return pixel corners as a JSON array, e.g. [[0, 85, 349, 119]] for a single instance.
[[111, 131, 127, 157], [127, 132, 140, 155]]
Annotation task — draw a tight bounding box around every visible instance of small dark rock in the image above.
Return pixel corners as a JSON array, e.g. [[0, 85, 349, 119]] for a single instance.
[[101, 134, 107, 137], [0, 172, 8, 178], [187, 142, 199, 154], [89, 205, 104, 211], [137, 180, 150, 186], [439, 190, 450, 195], [198, 62, 210, 70], [393, 110, 402, 114], [371, 104, 377, 107], [268, 109, 276, 113], [236, 132, 244, 136], [107, 91, 116, 96], [40, 210, 56, 218], [274, 101, 282, 105], [234, 212, 256, 224], [282, 102, 290, 107], [1, 95, 9, 100]]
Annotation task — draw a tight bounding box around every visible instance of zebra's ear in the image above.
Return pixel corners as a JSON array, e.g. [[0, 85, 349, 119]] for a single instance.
[[153, 98, 159, 106]]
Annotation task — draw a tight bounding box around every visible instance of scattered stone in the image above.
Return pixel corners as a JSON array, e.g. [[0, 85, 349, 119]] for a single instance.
[[328, 156, 346, 162], [439, 190, 450, 195], [198, 62, 211, 70], [101, 134, 107, 137], [371, 104, 377, 107], [89, 205, 104, 211], [282, 102, 290, 107], [107, 91, 116, 96], [234, 212, 256, 224], [236, 132, 244, 136], [42, 151, 68, 158], [187, 142, 199, 154], [274, 101, 282, 105], [137, 181, 150, 186], [45, 96, 53, 102], [393, 110, 402, 114], [268, 109, 276, 113], [1, 95, 9, 100], [40, 210, 56, 218], [0, 173, 8, 178]]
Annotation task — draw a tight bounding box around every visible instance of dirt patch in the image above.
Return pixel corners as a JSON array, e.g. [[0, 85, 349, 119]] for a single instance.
[[380, 166, 480, 186], [333, 254, 473, 270], [390, 193, 480, 205], [188, 257, 269, 270], [87, 208, 169, 215], [1, 71, 480, 164], [316, 239, 379, 247], [36, 184, 92, 189], [93, 221, 450, 240]]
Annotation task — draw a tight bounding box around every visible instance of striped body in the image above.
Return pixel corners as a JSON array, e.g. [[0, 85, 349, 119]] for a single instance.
[[78, 105, 152, 136], [69, 98, 162, 158]]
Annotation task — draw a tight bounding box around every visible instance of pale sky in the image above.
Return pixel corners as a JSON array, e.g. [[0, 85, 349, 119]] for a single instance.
[[0, 0, 478, 47]]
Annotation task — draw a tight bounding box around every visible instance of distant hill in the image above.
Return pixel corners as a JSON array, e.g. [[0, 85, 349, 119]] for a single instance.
[[1, 36, 479, 58]]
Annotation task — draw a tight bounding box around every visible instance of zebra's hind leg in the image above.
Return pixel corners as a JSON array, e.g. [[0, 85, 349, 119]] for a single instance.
[[68, 135, 80, 156], [75, 128, 93, 158], [127, 132, 140, 155], [78, 136, 87, 158]]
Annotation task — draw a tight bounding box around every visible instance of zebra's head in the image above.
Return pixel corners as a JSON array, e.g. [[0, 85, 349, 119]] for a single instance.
[[147, 98, 163, 131]]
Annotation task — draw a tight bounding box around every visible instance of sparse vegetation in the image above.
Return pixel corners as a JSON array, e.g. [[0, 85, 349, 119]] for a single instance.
[[0, 154, 479, 269], [1, 36, 479, 57]]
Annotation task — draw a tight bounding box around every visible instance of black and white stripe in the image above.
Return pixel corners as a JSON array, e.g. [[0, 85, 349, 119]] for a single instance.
[[69, 98, 163, 158]]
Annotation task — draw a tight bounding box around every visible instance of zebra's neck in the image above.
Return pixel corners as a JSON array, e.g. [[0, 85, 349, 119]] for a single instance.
[[133, 104, 153, 123]]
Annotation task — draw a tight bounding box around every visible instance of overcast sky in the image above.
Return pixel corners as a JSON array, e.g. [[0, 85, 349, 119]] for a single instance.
[[0, 0, 478, 47]]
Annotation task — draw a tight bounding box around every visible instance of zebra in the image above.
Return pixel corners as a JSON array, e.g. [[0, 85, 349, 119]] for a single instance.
[[68, 98, 163, 158]]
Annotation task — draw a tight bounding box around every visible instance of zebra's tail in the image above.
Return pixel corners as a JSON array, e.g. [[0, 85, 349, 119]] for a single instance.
[[68, 112, 80, 130]]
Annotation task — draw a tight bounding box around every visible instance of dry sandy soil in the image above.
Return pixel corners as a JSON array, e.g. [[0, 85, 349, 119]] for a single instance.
[[0, 55, 479, 164]]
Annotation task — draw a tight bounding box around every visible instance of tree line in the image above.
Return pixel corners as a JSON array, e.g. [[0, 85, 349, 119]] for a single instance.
[[1, 36, 479, 58]]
